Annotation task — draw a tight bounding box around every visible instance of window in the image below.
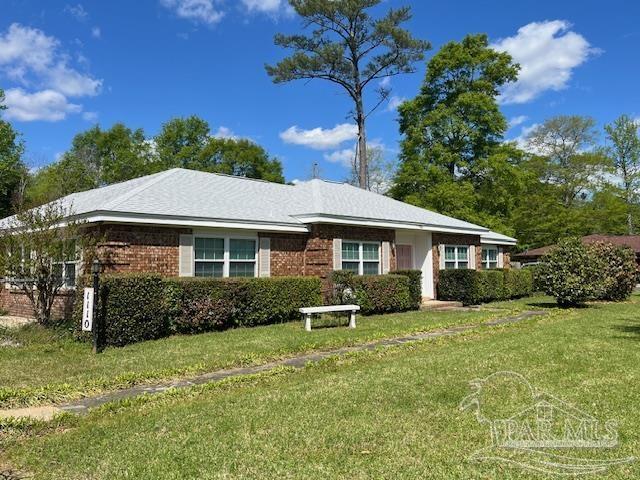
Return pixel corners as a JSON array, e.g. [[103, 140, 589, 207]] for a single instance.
[[229, 239, 257, 277], [195, 238, 224, 277], [53, 240, 78, 288], [341, 241, 380, 275], [482, 247, 499, 269], [444, 245, 469, 270], [194, 236, 257, 278]]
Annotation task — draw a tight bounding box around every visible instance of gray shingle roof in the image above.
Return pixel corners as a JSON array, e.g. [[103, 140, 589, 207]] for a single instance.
[[1, 168, 516, 241]]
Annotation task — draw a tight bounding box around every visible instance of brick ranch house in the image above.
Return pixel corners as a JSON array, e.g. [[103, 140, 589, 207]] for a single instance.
[[0, 168, 516, 317]]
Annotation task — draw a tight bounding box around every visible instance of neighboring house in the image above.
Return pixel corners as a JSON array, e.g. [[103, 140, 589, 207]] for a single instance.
[[0, 168, 516, 317], [514, 234, 640, 267]]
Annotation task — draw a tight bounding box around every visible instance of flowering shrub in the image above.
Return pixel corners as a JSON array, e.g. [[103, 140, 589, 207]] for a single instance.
[[537, 238, 636, 306]]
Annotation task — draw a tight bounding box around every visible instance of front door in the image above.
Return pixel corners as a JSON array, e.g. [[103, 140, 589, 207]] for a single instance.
[[397, 244, 413, 270]]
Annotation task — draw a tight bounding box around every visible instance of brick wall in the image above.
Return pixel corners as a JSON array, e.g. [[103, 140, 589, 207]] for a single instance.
[[267, 233, 307, 276], [91, 224, 191, 276], [0, 287, 74, 320], [263, 224, 396, 298]]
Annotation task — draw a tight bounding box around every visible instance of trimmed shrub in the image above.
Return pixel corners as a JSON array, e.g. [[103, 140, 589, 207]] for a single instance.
[[165, 276, 323, 331], [438, 269, 480, 306], [438, 268, 534, 306], [537, 238, 600, 307], [98, 274, 169, 347], [75, 275, 322, 347], [478, 270, 506, 302], [588, 242, 636, 301], [503, 269, 534, 298], [331, 271, 418, 314], [394, 269, 423, 308], [173, 296, 236, 333]]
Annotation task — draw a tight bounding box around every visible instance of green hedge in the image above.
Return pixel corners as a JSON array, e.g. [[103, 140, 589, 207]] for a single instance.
[[165, 276, 323, 332], [331, 271, 421, 314], [438, 268, 534, 306], [503, 268, 534, 298], [394, 270, 423, 307], [73, 274, 169, 347], [75, 275, 322, 347]]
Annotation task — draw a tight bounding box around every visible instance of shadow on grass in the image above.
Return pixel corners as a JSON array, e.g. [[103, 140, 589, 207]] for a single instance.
[[522, 301, 562, 309], [612, 322, 640, 340]]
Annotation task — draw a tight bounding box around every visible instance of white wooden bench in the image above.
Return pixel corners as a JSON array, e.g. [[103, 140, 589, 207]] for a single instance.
[[299, 305, 361, 332]]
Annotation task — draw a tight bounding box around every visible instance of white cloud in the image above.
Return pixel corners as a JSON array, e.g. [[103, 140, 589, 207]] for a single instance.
[[379, 77, 391, 89], [46, 63, 101, 96], [0, 23, 101, 122], [82, 111, 98, 122], [212, 126, 238, 139], [508, 115, 528, 129], [4, 88, 81, 122], [241, 0, 293, 16], [492, 20, 599, 104], [324, 147, 356, 167], [64, 4, 88, 22], [510, 123, 541, 151], [280, 123, 358, 150], [323, 140, 386, 168], [160, 0, 224, 25], [0, 23, 57, 72], [91, 26, 101, 39], [386, 95, 405, 112]]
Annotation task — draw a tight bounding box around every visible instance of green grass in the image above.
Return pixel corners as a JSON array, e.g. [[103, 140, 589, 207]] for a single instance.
[[2, 296, 640, 478], [0, 304, 524, 409]]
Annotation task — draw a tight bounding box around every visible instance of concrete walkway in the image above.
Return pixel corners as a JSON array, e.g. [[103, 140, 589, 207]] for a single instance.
[[0, 310, 547, 421]]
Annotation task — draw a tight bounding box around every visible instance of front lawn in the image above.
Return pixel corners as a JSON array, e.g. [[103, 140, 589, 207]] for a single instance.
[[2, 296, 639, 478], [0, 304, 521, 408]]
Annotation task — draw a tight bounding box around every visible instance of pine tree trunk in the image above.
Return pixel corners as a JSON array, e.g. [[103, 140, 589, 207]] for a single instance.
[[356, 96, 367, 189]]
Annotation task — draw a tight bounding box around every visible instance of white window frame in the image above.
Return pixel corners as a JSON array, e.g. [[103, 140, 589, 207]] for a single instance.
[[193, 234, 258, 278], [482, 246, 499, 270], [52, 240, 80, 290], [341, 241, 381, 275], [443, 245, 470, 270]]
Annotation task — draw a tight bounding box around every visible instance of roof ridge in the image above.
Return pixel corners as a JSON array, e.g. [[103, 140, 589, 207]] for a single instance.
[[102, 169, 178, 210]]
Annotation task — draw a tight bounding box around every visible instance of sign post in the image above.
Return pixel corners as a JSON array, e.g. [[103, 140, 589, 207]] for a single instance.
[[81, 287, 94, 332], [91, 259, 101, 354]]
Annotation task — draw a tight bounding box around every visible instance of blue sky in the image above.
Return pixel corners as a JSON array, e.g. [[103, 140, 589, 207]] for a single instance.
[[2, 0, 639, 182]]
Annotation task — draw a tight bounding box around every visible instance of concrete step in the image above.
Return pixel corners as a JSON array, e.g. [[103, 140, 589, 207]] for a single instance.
[[420, 300, 465, 311]]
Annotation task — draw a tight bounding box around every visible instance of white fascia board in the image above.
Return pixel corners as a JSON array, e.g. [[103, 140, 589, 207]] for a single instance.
[[481, 238, 517, 246], [75, 212, 310, 233], [294, 214, 488, 236]]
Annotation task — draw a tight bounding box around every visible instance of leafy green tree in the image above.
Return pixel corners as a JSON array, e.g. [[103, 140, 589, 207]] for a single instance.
[[395, 34, 518, 180], [155, 116, 285, 182], [25, 123, 154, 205], [0, 88, 27, 217], [604, 114, 640, 233], [155, 116, 210, 170], [391, 34, 520, 232], [199, 137, 284, 183], [0, 202, 94, 325], [26, 154, 98, 206], [66, 123, 154, 185], [525, 116, 606, 207], [266, 0, 429, 188]]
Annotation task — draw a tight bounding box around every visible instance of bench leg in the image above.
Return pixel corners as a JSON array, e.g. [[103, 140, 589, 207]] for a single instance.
[[349, 311, 356, 329], [304, 313, 312, 332]]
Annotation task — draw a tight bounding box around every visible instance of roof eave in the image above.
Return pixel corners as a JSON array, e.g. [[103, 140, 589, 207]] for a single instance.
[[292, 213, 489, 236], [75, 211, 310, 233]]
